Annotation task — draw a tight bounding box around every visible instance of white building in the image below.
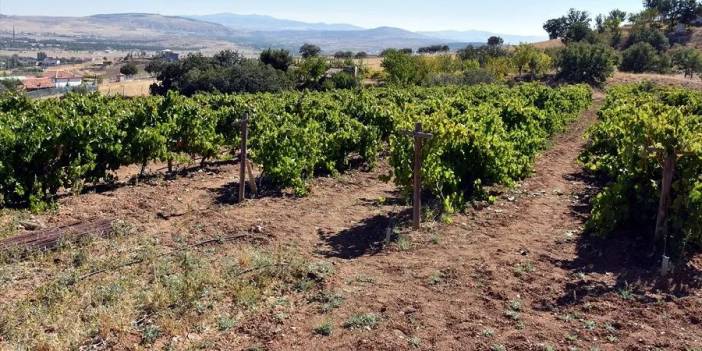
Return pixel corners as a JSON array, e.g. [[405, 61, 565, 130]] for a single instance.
[[45, 71, 83, 88]]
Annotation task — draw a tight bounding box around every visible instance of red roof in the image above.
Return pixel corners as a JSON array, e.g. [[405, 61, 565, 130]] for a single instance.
[[22, 78, 54, 90]]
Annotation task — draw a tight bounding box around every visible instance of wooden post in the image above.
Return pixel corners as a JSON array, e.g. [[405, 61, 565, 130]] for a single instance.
[[654, 151, 676, 244], [413, 123, 423, 230], [239, 115, 249, 203], [400, 124, 433, 229]]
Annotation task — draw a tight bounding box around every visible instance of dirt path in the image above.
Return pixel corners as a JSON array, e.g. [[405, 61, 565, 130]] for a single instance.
[[263, 92, 702, 351]]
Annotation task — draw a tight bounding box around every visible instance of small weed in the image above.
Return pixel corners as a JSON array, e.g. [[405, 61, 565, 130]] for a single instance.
[[508, 299, 522, 312], [395, 235, 412, 251], [314, 322, 333, 336], [307, 261, 335, 281], [541, 344, 556, 351], [217, 315, 237, 332], [565, 333, 579, 342], [294, 278, 316, 292], [606, 335, 618, 343], [440, 214, 453, 224], [503, 309, 521, 321], [428, 271, 444, 286], [408, 336, 421, 348], [482, 328, 495, 337], [513, 261, 535, 277], [583, 320, 596, 331], [141, 324, 161, 345], [343, 313, 380, 330], [618, 284, 635, 300], [491, 344, 506, 351], [310, 291, 344, 313]]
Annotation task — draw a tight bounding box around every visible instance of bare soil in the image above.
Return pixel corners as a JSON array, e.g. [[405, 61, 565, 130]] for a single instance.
[[1, 92, 701, 350]]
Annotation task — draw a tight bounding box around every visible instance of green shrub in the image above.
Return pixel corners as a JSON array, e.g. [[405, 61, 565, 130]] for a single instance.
[[620, 42, 672, 73], [556, 42, 619, 85]]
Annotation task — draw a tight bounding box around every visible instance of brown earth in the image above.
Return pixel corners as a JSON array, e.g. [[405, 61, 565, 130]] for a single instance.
[[1, 91, 701, 350], [610, 71, 702, 90]]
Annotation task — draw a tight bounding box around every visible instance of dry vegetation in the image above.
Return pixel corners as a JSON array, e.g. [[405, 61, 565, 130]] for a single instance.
[[99, 79, 156, 97]]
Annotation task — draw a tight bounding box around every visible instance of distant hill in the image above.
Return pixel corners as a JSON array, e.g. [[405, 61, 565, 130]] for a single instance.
[[231, 26, 476, 54], [0, 13, 245, 51], [419, 30, 547, 45], [1, 13, 235, 39], [0, 13, 532, 54], [188, 13, 363, 32]]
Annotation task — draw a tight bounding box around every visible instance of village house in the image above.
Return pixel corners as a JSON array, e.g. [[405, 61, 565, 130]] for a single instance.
[[21, 77, 54, 91], [44, 70, 84, 88]]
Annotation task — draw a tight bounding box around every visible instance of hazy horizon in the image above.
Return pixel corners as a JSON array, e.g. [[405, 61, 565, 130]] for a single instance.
[[0, 0, 645, 36]]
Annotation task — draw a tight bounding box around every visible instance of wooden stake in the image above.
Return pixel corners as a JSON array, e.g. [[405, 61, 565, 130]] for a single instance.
[[401, 122, 433, 230], [654, 151, 676, 244], [239, 115, 249, 203], [413, 123, 423, 229]]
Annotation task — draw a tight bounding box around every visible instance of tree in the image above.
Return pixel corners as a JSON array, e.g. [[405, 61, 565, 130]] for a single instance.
[[564, 21, 596, 44], [0, 78, 22, 92], [620, 42, 665, 73], [644, 0, 700, 27], [260, 48, 293, 71], [544, 18, 568, 40], [671, 46, 702, 78], [355, 52, 368, 59], [418, 45, 450, 54], [37, 52, 48, 61], [295, 57, 328, 90], [596, 9, 628, 46], [299, 43, 321, 58], [556, 42, 618, 85], [120, 62, 139, 76], [333, 51, 354, 59], [544, 8, 593, 42], [329, 71, 358, 90], [625, 26, 670, 52], [148, 51, 292, 96], [512, 44, 538, 77], [487, 36, 504, 47], [512, 44, 552, 79], [381, 51, 426, 85]]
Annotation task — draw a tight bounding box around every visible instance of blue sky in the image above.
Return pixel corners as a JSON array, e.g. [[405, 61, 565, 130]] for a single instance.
[[0, 0, 645, 36]]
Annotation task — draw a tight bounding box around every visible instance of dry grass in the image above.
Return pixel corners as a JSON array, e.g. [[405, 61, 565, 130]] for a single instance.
[[0, 220, 333, 350], [532, 39, 565, 50], [98, 79, 155, 97]]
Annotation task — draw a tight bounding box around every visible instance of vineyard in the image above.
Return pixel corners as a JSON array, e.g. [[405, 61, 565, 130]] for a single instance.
[[582, 83, 702, 256], [0, 83, 591, 211], [1, 81, 702, 350]]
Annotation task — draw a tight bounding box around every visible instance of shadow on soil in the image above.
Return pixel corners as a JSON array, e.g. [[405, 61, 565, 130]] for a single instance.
[[554, 171, 702, 307], [211, 179, 285, 205], [53, 160, 236, 203], [319, 207, 412, 260]]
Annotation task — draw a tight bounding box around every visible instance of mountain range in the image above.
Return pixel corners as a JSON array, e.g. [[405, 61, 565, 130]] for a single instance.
[[0, 12, 547, 54]]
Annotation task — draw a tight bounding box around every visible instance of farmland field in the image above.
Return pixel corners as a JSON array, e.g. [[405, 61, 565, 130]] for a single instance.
[[98, 79, 155, 97], [0, 80, 701, 350]]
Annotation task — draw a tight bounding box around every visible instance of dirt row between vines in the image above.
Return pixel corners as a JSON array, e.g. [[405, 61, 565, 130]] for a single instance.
[[2, 91, 701, 350]]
